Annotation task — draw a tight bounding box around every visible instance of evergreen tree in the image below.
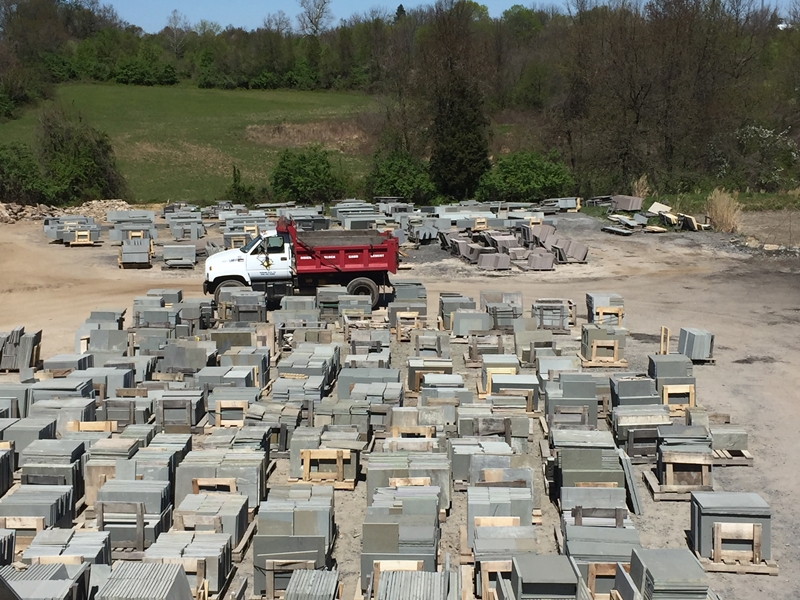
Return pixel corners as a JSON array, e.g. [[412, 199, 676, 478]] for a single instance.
[[394, 4, 406, 22], [428, 75, 490, 199]]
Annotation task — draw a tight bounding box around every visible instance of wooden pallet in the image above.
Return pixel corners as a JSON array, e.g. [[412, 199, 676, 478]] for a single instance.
[[232, 519, 257, 562], [578, 352, 629, 368], [459, 525, 474, 564], [712, 449, 754, 467], [642, 470, 708, 501], [695, 552, 778, 575]]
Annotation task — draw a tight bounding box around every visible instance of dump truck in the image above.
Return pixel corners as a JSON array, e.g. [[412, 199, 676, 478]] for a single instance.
[[203, 217, 400, 307]]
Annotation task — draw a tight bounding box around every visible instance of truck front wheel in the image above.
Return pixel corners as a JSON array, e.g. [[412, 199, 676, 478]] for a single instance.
[[347, 277, 380, 308], [213, 279, 247, 305]]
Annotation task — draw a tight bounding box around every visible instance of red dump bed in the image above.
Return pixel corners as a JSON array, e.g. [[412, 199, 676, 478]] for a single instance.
[[278, 219, 399, 275]]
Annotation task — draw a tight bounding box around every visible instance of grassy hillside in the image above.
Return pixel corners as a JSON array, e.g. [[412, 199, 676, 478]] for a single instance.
[[0, 83, 376, 202]]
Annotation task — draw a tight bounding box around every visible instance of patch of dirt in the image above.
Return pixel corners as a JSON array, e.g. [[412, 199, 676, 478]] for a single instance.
[[629, 332, 662, 344], [244, 119, 374, 155], [121, 141, 235, 177], [733, 356, 778, 364], [740, 210, 800, 248]]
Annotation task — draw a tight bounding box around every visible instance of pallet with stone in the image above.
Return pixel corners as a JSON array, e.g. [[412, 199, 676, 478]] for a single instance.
[[0, 515, 46, 553], [286, 449, 356, 491], [578, 340, 629, 368], [64, 230, 100, 247], [191, 560, 237, 600], [711, 449, 754, 467], [693, 522, 778, 576], [661, 383, 696, 417]]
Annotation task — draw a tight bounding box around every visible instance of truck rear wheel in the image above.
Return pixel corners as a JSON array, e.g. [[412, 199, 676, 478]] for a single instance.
[[347, 277, 380, 308], [214, 279, 247, 305]]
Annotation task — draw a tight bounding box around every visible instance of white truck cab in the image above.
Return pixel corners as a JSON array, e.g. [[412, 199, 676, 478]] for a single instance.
[[204, 230, 294, 302]]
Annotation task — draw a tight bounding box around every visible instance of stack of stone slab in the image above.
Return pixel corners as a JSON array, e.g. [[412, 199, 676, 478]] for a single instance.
[[610, 375, 660, 407], [230, 291, 267, 322], [96, 479, 172, 548], [542, 373, 599, 428], [220, 347, 270, 388], [316, 286, 350, 322], [581, 324, 627, 361], [337, 295, 372, 317], [288, 426, 363, 481], [162, 245, 197, 268], [0, 449, 14, 496], [531, 299, 573, 333], [466, 487, 534, 545], [569, 527, 642, 595], [472, 523, 537, 581], [120, 238, 152, 267], [551, 430, 625, 492], [560, 487, 631, 527], [344, 348, 391, 368], [0, 327, 41, 372], [367, 454, 452, 512], [19, 439, 85, 502], [285, 569, 340, 600], [450, 439, 514, 485], [451, 310, 493, 337], [108, 210, 157, 240], [44, 215, 97, 240], [371, 485, 442, 517], [153, 390, 206, 431], [0, 384, 29, 417], [118, 424, 157, 448], [481, 355, 520, 389], [627, 548, 708, 600], [175, 493, 249, 546], [3, 418, 57, 461], [361, 507, 440, 589], [280, 342, 341, 391], [253, 485, 335, 595], [0, 529, 13, 565], [678, 328, 714, 362], [611, 405, 671, 460], [505, 554, 578, 599], [272, 375, 326, 407], [95, 562, 194, 600], [23, 529, 112, 564], [387, 300, 428, 327], [166, 212, 205, 241], [406, 359, 454, 391], [144, 531, 232, 594], [656, 426, 713, 491], [690, 492, 771, 560], [647, 354, 693, 385], [337, 368, 400, 400], [174, 450, 266, 508], [28, 397, 96, 434], [392, 280, 427, 300], [0, 484, 74, 527], [586, 292, 625, 324], [439, 294, 476, 330], [486, 302, 522, 329], [115, 446, 177, 491], [0, 562, 92, 600], [350, 329, 390, 354]]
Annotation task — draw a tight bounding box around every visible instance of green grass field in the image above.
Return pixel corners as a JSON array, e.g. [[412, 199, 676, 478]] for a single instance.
[[0, 83, 375, 202]]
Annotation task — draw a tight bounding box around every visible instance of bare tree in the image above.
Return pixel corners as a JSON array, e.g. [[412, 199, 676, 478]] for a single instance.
[[264, 10, 292, 34], [297, 0, 333, 36], [165, 9, 190, 58]]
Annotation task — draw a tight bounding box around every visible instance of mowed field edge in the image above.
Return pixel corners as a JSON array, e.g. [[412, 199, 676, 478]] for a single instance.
[[0, 83, 376, 202]]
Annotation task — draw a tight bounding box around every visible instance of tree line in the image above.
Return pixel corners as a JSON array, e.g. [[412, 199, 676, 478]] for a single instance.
[[2, 0, 800, 203]]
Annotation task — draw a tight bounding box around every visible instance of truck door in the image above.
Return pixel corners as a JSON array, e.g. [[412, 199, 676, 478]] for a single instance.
[[245, 235, 292, 282]]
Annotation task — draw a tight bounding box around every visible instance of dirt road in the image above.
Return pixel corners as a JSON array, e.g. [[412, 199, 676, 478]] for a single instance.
[[1, 216, 798, 598]]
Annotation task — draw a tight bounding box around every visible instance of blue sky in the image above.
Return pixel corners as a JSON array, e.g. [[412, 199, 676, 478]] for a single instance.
[[108, 0, 534, 33]]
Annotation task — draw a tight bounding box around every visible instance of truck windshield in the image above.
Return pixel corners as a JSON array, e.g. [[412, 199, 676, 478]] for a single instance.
[[240, 236, 262, 253]]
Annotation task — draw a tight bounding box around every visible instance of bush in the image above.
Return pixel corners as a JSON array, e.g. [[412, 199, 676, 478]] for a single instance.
[[36, 104, 128, 204], [271, 145, 345, 204], [220, 165, 269, 205], [705, 188, 741, 233], [365, 151, 436, 204], [0, 143, 48, 204], [476, 151, 574, 202]]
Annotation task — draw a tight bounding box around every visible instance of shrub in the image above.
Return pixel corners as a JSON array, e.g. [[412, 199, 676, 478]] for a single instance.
[[705, 188, 741, 233], [0, 143, 48, 204], [36, 104, 128, 204], [365, 151, 435, 204], [271, 145, 345, 204], [476, 151, 573, 202]]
